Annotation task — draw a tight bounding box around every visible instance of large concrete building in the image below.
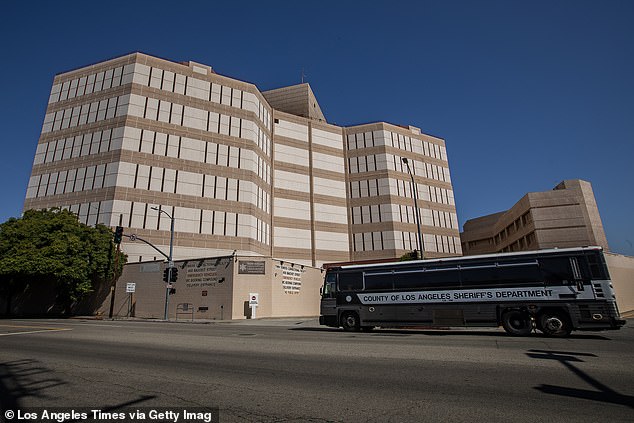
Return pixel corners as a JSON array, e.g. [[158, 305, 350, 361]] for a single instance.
[[24, 52, 461, 267], [460, 180, 609, 256]]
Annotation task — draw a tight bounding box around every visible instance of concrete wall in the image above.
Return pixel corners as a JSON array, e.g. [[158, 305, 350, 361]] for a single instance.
[[605, 253, 634, 315], [100, 255, 323, 320]]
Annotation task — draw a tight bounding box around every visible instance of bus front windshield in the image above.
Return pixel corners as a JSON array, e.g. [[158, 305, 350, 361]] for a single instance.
[[322, 273, 337, 298]]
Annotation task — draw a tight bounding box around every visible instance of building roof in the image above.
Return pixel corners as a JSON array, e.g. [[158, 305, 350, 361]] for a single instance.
[[262, 83, 327, 122]]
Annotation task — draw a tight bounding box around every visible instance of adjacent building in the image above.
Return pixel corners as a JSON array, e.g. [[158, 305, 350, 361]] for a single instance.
[[24, 52, 461, 268], [460, 180, 609, 256]]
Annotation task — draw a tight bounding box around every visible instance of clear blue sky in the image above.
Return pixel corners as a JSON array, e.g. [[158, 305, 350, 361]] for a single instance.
[[2, 1, 633, 255]]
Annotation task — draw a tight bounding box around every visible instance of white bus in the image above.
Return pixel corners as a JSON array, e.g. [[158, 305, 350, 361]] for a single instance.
[[319, 247, 625, 337]]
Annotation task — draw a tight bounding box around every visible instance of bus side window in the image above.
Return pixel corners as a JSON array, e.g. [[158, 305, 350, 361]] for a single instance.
[[364, 273, 393, 290], [497, 263, 542, 286], [460, 267, 496, 287], [587, 253, 608, 279], [540, 257, 573, 285], [338, 272, 363, 291]]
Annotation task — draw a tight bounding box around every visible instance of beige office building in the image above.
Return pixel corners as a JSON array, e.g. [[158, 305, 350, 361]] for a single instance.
[[460, 180, 608, 256], [24, 52, 461, 268]]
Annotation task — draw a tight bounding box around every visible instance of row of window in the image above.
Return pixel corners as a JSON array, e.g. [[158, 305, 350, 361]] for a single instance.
[[140, 64, 271, 131], [348, 154, 450, 183], [49, 65, 130, 104], [346, 130, 447, 161], [348, 178, 455, 205], [67, 201, 270, 245], [33, 126, 271, 186], [350, 204, 458, 229], [352, 231, 461, 255], [42, 94, 126, 133], [127, 94, 272, 157], [48, 63, 272, 131], [26, 164, 113, 198], [26, 163, 271, 214], [34, 128, 117, 164]]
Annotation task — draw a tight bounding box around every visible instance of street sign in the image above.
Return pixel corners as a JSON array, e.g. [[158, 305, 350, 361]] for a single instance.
[[126, 283, 136, 293], [249, 293, 259, 306]]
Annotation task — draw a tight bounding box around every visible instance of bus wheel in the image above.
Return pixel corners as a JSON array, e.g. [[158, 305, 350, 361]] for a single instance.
[[501, 310, 532, 336], [539, 311, 572, 337], [341, 312, 360, 332]]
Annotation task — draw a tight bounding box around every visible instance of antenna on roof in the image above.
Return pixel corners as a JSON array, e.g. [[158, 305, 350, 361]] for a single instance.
[[301, 68, 307, 84]]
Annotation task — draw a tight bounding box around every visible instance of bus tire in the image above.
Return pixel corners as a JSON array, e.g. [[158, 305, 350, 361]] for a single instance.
[[341, 312, 360, 332], [501, 310, 532, 336], [539, 310, 572, 337]]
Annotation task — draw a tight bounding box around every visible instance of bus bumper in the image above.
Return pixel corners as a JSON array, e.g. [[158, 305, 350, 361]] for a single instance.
[[320, 315, 338, 327]]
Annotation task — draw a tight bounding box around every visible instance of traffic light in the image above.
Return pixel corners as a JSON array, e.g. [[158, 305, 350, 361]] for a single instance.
[[163, 268, 170, 283], [114, 226, 123, 244], [170, 267, 178, 282]]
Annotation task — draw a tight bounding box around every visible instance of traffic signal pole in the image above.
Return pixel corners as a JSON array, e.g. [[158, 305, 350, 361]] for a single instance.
[[109, 217, 124, 319]]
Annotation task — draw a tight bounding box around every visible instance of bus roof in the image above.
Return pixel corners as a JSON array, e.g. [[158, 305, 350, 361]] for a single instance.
[[333, 246, 604, 271]]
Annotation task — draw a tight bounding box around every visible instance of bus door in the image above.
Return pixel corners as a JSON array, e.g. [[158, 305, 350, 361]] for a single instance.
[[320, 273, 338, 317]]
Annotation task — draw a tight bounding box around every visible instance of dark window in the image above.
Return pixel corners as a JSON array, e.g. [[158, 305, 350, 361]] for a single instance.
[[423, 267, 460, 288], [393, 271, 425, 289], [540, 258, 572, 285], [498, 263, 542, 285], [586, 253, 608, 280], [460, 266, 497, 287], [338, 271, 363, 291], [364, 273, 393, 291]]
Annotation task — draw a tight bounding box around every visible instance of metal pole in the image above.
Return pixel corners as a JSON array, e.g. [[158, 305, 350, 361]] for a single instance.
[[165, 212, 175, 321], [108, 214, 123, 319], [402, 158, 424, 260], [152, 206, 175, 321]]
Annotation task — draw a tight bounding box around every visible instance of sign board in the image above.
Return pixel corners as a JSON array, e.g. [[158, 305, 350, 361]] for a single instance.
[[239, 261, 266, 274], [126, 283, 136, 293], [249, 293, 259, 306]]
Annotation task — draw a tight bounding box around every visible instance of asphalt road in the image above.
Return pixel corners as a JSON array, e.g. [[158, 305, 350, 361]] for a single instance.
[[1, 318, 633, 422]]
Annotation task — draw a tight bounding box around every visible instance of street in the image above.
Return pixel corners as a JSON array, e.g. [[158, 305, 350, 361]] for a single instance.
[[1, 318, 633, 422]]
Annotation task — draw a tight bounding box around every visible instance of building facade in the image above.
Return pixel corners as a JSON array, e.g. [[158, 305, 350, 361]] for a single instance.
[[24, 52, 461, 267], [460, 179, 609, 255]]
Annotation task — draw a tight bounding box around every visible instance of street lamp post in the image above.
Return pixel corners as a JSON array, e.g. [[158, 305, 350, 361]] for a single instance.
[[401, 158, 424, 260], [151, 206, 175, 320]]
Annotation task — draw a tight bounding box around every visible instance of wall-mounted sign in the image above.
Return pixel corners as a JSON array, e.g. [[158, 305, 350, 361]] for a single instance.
[[126, 283, 136, 293], [249, 293, 259, 306], [275, 264, 303, 294], [239, 261, 266, 275]]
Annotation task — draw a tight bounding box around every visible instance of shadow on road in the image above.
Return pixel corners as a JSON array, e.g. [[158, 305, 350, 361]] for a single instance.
[[0, 358, 157, 417], [290, 327, 610, 339], [527, 349, 634, 409], [0, 358, 67, 412]]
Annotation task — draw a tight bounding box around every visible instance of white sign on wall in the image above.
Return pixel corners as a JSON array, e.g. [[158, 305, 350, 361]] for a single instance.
[[249, 293, 259, 306], [126, 283, 136, 293]]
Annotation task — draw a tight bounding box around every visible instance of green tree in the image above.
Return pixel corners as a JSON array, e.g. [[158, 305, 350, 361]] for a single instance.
[[0, 208, 127, 315]]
